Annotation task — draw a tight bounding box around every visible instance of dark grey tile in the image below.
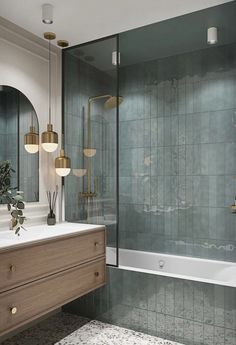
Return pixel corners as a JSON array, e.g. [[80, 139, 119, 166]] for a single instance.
[[193, 321, 204, 345], [183, 319, 194, 344], [174, 280, 184, 318], [147, 311, 157, 336], [203, 285, 215, 325], [224, 287, 236, 330], [183, 281, 194, 320], [193, 283, 204, 323], [175, 317, 184, 343], [156, 313, 166, 338], [165, 278, 175, 315], [214, 286, 225, 328], [165, 315, 175, 341]]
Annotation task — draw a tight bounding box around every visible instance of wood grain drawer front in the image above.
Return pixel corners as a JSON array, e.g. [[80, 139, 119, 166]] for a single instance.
[[0, 258, 105, 336], [0, 229, 105, 292]]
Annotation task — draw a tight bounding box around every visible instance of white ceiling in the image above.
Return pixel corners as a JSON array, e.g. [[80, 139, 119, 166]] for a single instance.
[[0, 0, 232, 47]]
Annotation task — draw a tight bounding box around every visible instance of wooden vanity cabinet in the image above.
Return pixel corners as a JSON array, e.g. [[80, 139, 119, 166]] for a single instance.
[[0, 227, 106, 337]]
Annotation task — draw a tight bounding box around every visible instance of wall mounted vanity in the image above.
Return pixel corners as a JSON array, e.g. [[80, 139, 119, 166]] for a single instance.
[[0, 223, 106, 337]]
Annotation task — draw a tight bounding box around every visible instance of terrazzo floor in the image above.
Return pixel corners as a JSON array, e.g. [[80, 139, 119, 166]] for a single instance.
[[1, 312, 184, 345]]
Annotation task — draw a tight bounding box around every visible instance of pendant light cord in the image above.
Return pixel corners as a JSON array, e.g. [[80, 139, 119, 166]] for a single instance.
[[31, 111, 33, 127], [49, 38, 51, 124]]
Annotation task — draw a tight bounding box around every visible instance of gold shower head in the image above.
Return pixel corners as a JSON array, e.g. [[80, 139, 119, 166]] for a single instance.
[[104, 96, 123, 109]]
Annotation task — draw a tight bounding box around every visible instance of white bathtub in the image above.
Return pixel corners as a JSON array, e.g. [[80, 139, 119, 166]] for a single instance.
[[106, 247, 236, 288]]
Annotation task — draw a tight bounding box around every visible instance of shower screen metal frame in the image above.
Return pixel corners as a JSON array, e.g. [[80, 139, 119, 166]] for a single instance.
[[62, 34, 120, 267]]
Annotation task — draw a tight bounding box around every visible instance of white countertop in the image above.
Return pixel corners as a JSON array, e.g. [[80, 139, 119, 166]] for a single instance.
[[0, 222, 105, 251]]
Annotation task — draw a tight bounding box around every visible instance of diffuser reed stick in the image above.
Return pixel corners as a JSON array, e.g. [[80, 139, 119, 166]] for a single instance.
[[46, 185, 58, 225]]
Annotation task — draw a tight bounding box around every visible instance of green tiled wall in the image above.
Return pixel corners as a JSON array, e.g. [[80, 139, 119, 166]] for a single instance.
[[119, 43, 236, 261], [64, 267, 236, 345]]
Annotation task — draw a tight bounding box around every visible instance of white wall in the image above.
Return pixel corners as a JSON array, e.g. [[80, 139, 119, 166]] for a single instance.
[[0, 17, 62, 225]]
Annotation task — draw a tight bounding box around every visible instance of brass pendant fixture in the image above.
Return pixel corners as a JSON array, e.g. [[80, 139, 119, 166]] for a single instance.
[[57, 40, 69, 48], [72, 169, 87, 177], [83, 148, 97, 158], [55, 149, 71, 176], [41, 32, 58, 152], [54, 34, 71, 176], [42, 123, 58, 152], [24, 126, 39, 154]]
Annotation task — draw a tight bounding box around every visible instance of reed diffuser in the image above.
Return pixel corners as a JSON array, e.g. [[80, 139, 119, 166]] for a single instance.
[[46, 186, 58, 225]]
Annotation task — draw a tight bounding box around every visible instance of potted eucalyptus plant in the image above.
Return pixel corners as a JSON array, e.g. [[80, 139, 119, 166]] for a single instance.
[[0, 160, 26, 235]]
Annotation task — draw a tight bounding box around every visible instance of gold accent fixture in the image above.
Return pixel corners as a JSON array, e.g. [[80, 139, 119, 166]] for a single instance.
[[55, 149, 71, 176], [80, 192, 97, 197], [231, 205, 236, 213], [73, 169, 87, 177], [42, 124, 58, 152], [10, 307, 17, 315], [41, 32, 58, 152], [9, 264, 16, 272], [80, 176, 98, 198], [44, 32, 56, 40], [83, 94, 123, 158], [57, 40, 69, 48], [81, 94, 123, 198], [24, 126, 39, 154], [83, 148, 96, 158], [104, 96, 123, 109]]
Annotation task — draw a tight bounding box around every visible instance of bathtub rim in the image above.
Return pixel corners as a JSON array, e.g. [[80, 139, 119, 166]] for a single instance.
[[107, 247, 236, 288]]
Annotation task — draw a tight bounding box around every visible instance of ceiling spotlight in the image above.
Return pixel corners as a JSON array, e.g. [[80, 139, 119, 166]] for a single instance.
[[42, 4, 53, 24], [112, 51, 120, 66], [207, 27, 218, 45]]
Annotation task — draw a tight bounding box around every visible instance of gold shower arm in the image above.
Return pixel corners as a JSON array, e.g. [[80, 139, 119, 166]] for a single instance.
[[87, 94, 112, 147], [88, 94, 112, 103]]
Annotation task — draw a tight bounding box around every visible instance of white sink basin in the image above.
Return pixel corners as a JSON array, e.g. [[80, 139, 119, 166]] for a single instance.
[[0, 222, 105, 251]]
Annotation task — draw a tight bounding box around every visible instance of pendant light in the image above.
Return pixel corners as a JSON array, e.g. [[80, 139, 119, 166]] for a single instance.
[[41, 32, 58, 152], [55, 149, 71, 176], [24, 112, 39, 153], [55, 40, 71, 177]]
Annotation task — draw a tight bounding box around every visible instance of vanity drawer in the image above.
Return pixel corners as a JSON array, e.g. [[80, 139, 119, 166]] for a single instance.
[[0, 229, 105, 292], [0, 258, 105, 336]]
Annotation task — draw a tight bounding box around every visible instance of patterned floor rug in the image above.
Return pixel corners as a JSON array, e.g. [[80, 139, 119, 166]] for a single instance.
[[1, 312, 183, 345]]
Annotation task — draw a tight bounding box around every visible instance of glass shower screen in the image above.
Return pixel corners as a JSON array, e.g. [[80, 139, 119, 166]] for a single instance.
[[63, 35, 119, 266]]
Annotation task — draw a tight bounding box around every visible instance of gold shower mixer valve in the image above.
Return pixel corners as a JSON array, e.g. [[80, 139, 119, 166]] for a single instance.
[[80, 191, 97, 198], [80, 176, 98, 198], [231, 205, 236, 213], [231, 195, 236, 213]]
